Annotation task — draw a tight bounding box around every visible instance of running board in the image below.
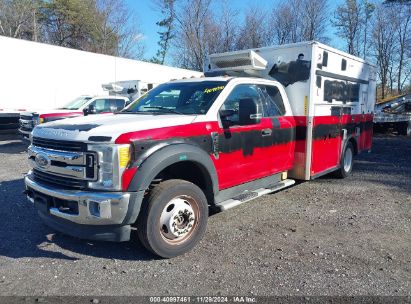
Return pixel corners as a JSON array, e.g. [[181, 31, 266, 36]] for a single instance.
[[215, 179, 295, 211]]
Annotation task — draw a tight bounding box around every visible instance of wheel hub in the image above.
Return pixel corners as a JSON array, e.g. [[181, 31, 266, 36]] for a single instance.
[[344, 147, 353, 172], [160, 197, 196, 240]]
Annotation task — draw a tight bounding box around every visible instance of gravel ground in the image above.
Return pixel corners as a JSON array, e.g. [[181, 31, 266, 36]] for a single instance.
[[0, 134, 409, 297]]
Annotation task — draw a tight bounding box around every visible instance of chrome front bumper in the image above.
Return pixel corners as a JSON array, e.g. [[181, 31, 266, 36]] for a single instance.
[[18, 128, 31, 136], [25, 172, 130, 226]]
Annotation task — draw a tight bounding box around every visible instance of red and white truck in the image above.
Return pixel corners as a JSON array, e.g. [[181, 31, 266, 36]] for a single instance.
[[24, 41, 376, 258]]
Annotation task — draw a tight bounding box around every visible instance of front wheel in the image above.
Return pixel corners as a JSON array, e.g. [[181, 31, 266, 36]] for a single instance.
[[334, 141, 354, 178], [137, 179, 208, 258], [397, 121, 411, 136]]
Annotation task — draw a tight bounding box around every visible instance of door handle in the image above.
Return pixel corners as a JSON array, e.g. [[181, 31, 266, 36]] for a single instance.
[[262, 128, 272, 136]]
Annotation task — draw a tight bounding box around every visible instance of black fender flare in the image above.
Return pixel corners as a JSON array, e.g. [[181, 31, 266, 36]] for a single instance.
[[342, 134, 358, 156], [123, 143, 219, 224]]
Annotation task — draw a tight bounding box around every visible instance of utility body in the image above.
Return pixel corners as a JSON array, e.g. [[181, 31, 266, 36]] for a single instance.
[[24, 41, 376, 257]]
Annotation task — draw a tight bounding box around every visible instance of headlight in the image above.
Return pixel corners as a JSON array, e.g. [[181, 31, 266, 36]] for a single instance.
[[88, 144, 131, 191], [33, 116, 44, 126]]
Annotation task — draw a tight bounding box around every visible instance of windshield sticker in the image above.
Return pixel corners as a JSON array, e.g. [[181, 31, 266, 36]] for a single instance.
[[204, 86, 225, 94]]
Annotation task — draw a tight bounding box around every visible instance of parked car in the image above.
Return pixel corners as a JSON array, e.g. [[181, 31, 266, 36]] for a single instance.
[[19, 95, 129, 137]]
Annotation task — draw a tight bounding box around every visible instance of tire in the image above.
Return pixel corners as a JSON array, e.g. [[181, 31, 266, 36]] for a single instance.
[[137, 179, 208, 258], [334, 141, 354, 178], [397, 121, 411, 136]]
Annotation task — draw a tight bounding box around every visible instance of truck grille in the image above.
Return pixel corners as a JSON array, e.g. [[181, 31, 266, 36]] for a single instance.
[[20, 115, 33, 120], [33, 169, 88, 190], [32, 137, 87, 152]]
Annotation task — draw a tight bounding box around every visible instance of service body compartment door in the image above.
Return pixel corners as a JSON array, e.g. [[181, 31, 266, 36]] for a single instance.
[[310, 112, 342, 176]]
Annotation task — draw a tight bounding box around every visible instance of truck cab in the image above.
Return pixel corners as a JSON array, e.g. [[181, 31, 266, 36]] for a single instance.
[[24, 42, 376, 258]]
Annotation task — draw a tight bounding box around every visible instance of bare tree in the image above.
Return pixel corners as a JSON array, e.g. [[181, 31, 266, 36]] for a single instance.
[[333, 0, 362, 55], [0, 0, 39, 40], [172, 0, 213, 70], [268, 0, 328, 45], [301, 0, 329, 42], [269, 2, 295, 45], [362, 0, 375, 59], [216, 0, 239, 52], [235, 5, 268, 49], [394, 2, 411, 93], [371, 4, 397, 98], [92, 0, 145, 59]]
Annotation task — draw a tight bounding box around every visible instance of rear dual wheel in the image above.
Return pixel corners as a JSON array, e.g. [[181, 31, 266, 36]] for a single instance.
[[334, 141, 354, 178], [137, 179, 208, 258]]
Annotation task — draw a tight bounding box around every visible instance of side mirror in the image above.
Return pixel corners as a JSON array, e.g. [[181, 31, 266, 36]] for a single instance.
[[219, 109, 236, 118], [238, 98, 261, 125], [219, 109, 236, 128], [84, 104, 96, 116]]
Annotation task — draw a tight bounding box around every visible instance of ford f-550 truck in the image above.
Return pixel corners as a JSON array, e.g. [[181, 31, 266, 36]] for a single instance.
[[24, 42, 376, 258]]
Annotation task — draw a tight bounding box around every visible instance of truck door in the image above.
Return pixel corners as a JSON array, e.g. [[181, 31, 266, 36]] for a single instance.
[[213, 84, 294, 189]]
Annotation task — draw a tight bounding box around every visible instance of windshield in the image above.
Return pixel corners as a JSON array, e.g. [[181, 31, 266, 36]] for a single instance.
[[123, 81, 227, 115], [60, 96, 92, 110]]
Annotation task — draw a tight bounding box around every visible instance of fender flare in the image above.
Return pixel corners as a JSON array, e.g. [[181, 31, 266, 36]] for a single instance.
[[123, 143, 219, 224], [342, 134, 358, 156]]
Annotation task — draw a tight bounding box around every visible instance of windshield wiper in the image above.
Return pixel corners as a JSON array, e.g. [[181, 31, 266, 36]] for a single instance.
[[117, 110, 155, 114], [140, 106, 185, 115]]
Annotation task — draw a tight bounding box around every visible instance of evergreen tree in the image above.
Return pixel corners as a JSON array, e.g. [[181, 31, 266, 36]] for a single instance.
[[151, 0, 175, 64]]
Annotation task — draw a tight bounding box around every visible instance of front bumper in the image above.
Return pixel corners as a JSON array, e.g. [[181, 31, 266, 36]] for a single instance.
[[18, 127, 31, 137], [25, 172, 137, 241]]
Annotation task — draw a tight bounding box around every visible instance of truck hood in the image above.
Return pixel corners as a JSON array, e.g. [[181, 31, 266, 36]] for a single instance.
[[32, 113, 198, 143], [22, 109, 82, 116]]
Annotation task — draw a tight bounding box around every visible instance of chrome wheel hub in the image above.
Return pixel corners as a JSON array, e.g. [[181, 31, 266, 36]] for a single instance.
[[160, 197, 196, 240], [344, 148, 353, 172]]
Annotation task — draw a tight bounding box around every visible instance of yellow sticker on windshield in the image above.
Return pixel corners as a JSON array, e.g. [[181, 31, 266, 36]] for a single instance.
[[204, 86, 225, 94]]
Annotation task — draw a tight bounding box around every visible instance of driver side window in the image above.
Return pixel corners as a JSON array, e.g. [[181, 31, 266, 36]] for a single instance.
[[219, 84, 261, 126], [90, 99, 110, 113]]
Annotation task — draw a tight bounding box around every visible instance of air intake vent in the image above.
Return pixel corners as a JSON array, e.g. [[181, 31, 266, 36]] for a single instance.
[[32, 137, 87, 152]]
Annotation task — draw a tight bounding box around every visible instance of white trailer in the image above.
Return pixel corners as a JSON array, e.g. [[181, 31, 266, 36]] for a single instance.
[[0, 36, 202, 111]]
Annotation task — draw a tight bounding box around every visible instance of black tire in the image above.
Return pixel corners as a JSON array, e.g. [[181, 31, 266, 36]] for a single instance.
[[334, 141, 354, 178], [137, 179, 208, 258], [397, 121, 411, 136]]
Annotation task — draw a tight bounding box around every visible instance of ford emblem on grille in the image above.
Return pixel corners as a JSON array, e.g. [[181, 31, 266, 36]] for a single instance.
[[35, 153, 50, 169]]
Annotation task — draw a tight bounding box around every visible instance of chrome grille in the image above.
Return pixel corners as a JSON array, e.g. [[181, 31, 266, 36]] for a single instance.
[[28, 144, 97, 187], [19, 118, 34, 131], [20, 115, 33, 120]]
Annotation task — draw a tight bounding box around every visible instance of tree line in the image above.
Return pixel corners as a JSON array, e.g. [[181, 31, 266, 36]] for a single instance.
[[0, 0, 145, 58], [151, 0, 410, 99], [1, 0, 410, 99]]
